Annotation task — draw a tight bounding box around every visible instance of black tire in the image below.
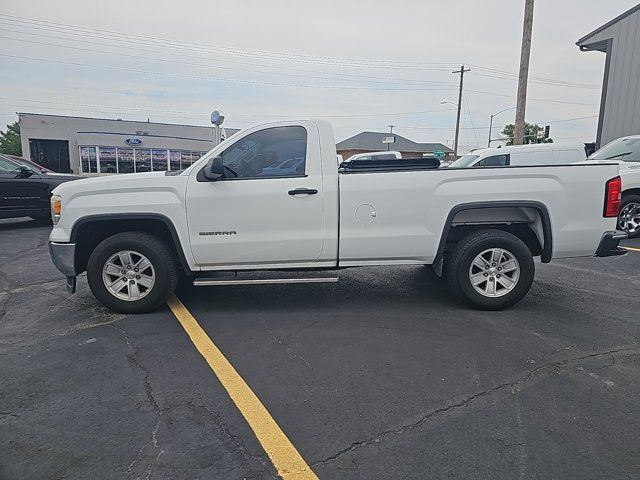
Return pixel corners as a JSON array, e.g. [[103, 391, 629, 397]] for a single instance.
[[445, 229, 535, 310], [87, 232, 178, 314], [619, 194, 640, 239]]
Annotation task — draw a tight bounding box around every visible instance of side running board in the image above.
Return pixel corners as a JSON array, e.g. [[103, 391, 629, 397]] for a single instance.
[[193, 277, 338, 286]]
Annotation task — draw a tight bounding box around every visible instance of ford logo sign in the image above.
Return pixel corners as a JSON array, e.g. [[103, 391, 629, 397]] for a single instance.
[[125, 137, 142, 146]]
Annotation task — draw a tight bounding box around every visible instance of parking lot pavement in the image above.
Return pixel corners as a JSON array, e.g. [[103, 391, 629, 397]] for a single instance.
[[1, 218, 640, 479]]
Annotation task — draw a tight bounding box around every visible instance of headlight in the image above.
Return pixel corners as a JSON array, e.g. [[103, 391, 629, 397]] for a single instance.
[[50, 195, 62, 224]]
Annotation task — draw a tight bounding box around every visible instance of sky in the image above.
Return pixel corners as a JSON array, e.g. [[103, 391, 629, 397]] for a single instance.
[[0, 0, 638, 152]]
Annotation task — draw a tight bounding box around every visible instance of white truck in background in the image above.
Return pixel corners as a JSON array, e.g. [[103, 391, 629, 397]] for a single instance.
[[48, 119, 627, 314], [586, 135, 640, 238]]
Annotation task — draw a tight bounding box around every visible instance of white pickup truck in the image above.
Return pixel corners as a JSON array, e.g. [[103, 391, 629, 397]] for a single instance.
[[48, 120, 627, 313], [586, 135, 640, 238]]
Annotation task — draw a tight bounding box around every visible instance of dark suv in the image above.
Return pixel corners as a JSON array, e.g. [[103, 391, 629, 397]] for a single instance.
[[0, 154, 80, 221]]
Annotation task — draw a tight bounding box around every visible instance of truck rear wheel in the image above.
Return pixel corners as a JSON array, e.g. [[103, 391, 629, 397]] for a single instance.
[[445, 229, 534, 310], [618, 194, 640, 239], [86, 232, 178, 314]]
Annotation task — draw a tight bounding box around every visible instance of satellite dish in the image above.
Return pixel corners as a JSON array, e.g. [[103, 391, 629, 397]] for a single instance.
[[210, 110, 225, 126]]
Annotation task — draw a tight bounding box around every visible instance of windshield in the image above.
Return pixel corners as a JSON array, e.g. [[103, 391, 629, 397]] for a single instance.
[[449, 154, 479, 168], [589, 137, 640, 162]]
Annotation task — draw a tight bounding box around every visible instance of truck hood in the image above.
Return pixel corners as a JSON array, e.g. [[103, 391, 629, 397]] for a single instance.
[[52, 171, 171, 197]]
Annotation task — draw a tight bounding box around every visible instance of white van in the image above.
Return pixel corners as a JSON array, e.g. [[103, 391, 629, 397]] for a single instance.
[[450, 144, 588, 168]]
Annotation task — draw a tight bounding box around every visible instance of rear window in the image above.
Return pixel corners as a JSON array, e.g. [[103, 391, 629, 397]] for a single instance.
[[589, 137, 640, 162]]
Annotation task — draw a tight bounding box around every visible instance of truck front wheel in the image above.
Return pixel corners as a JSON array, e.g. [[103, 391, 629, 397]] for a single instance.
[[86, 232, 179, 314], [446, 229, 534, 310]]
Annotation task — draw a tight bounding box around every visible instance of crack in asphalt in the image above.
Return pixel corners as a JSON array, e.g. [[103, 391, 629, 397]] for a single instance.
[[312, 344, 640, 466], [263, 322, 312, 368], [108, 324, 165, 480]]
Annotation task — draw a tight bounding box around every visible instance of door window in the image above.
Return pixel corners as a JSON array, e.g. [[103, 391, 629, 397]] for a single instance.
[[475, 154, 509, 167], [0, 155, 19, 173], [219, 126, 307, 179]]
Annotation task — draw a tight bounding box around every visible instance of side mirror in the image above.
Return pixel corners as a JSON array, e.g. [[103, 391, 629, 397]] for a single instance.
[[15, 166, 35, 178], [203, 156, 224, 181]]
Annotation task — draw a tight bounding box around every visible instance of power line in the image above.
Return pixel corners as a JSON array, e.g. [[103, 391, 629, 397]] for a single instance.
[[0, 14, 459, 70], [0, 13, 603, 88], [0, 53, 456, 92], [465, 89, 596, 106], [0, 97, 597, 129], [0, 96, 456, 119], [0, 30, 458, 87]]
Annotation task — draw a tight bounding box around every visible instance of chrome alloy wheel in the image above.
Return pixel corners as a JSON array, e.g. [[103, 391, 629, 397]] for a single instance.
[[468, 248, 520, 298], [618, 202, 640, 235], [102, 250, 155, 301]]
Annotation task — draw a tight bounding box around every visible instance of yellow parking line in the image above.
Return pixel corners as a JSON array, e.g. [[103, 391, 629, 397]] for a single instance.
[[167, 295, 318, 480], [621, 246, 640, 253]]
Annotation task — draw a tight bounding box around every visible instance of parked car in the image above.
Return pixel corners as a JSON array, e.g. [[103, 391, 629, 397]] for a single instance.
[[449, 143, 588, 168], [48, 120, 625, 314], [0, 154, 79, 221], [585, 135, 640, 238]]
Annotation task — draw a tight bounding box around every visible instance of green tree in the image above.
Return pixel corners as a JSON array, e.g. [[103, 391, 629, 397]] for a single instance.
[[0, 121, 22, 156], [501, 122, 553, 145]]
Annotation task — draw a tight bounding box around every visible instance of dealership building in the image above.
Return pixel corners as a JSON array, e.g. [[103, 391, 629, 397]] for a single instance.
[[18, 113, 238, 175]]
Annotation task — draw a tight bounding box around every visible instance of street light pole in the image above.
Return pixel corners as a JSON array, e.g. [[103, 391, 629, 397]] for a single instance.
[[488, 107, 516, 147]]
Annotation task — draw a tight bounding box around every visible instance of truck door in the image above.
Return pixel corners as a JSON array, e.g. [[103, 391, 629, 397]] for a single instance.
[[185, 124, 325, 267]]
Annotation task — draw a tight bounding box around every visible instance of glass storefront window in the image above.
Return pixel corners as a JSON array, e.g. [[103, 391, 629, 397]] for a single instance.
[[151, 149, 168, 171], [169, 150, 181, 171], [79, 146, 206, 174], [99, 147, 117, 173], [117, 148, 134, 173], [80, 146, 97, 173], [135, 149, 152, 173]]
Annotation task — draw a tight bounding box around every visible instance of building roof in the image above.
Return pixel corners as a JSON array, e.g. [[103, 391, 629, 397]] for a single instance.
[[576, 4, 640, 51], [336, 131, 452, 153], [17, 112, 238, 134]]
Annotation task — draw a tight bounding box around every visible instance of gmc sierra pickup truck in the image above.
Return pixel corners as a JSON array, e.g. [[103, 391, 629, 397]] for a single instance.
[[48, 120, 627, 313]]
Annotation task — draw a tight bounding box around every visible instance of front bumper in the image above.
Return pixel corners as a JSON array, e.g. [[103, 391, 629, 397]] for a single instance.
[[48, 241, 77, 293], [595, 230, 628, 257]]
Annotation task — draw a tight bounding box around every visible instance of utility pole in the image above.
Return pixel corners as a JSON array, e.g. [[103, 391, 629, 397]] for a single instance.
[[452, 65, 470, 158], [514, 0, 534, 145]]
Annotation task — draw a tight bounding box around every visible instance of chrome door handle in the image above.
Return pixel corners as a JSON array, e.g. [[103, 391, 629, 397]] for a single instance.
[[288, 188, 318, 195]]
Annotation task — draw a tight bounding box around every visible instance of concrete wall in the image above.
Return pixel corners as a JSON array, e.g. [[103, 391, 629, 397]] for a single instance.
[[19, 113, 223, 174]]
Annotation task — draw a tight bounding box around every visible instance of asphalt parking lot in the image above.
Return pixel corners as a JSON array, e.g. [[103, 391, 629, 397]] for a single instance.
[[1, 217, 640, 480]]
